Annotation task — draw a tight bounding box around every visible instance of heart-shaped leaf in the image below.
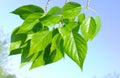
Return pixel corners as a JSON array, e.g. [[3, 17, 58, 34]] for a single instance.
[[17, 13, 42, 34], [62, 2, 81, 19], [11, 5, 44, 20], [80, 17, 96, 41], [40, 6, 62, 26], [29, 30, 52, 56], [90, 16, 102, 40], [63, 32, 87, 70]]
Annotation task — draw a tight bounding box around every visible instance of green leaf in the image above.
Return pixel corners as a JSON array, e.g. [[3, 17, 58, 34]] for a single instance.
[[10, 41, 22, 55], [20, 40, 37, 67], [90, 16, 102, 40], [10, 48, 22, 55], [31, 42, 64, 69], [78, 13, 85, 24], [61, 22, 78, 36], [51, 33, 62, 52], [17, 13, 42, 34], [40, 6, 62, 26], [50, 34, 64, 62], [30, 51, 45, 69], [44, 44, 64, 65], [80, 17, 96, 41], [62, 2, 81, 19], [21, 40, 31, 63], [10, 43, 23, 55], [32, 22, 43, 33], [52, 28, 59, 37], [47, 6, 62, 15], [30, 33, 64, 69], [52, 39, 64, 61], [29, 30, 52, 56], [40, 15, 61, 26], [11, 5, 44, 20], [10, 27, 27, 55], [10, 27, 27, 44], [64, 32, 87, 70]]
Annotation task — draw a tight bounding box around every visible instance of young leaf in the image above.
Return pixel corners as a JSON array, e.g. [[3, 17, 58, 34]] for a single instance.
[[80, 17, 96, 41], [11, 27, 27, 44], [32, 22, 43, 33], [47, 6, 62, 15], [40, 6, 62, 26], [21, 40, 37, 67], [51, 33, 62, 52], [10, 48, 22, 55], [52, 28, 59, 38], [17, 13, 41, 34], [78, 13, 85, 24], [21, 40, 31, 63], [90, 16, 102, 40], [31, 42, 64, 69], [61, 22, 78, 35], [62, 2, 81, 19], [63, 32, 87, 70], [40, 15, 61, 26], [10, 41, 23, 55], [10, 27, 27, 55], [29, 30, 52, 56], [11, 5, 44, 20], [30, 33, 64, 69], [43, 44, 64, 65], [52, 39, 64, 61], [30, 51, 45, 69]]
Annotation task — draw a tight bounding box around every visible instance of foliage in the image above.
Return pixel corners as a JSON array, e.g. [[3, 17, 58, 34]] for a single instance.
[[9, 2, 101, 70], [0, 69, 17, 78], [0, 29, 7, 53], [0, 28, 8, 66], [0, 29, 17, 78]]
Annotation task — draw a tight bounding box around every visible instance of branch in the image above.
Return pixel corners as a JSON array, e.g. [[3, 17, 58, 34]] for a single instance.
[[45, 0, 50, 13], [86, 0, 90, 9], [65, 0, 68, 3]]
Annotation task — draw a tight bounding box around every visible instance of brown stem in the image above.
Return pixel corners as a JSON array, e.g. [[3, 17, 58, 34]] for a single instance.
[[45, 0, 50, 13]]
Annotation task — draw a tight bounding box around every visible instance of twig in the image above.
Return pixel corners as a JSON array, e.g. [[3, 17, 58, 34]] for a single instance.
[[65, 0, 68, 3], [45, 0, 50, 13], [86, 0, 90, 9]]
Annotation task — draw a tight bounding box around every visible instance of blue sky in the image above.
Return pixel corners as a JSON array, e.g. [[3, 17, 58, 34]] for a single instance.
[[0, 0, 120, 78]]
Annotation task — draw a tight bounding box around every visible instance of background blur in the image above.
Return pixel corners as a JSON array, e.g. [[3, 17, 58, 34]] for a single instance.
[[0, 0, 120, 78]]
